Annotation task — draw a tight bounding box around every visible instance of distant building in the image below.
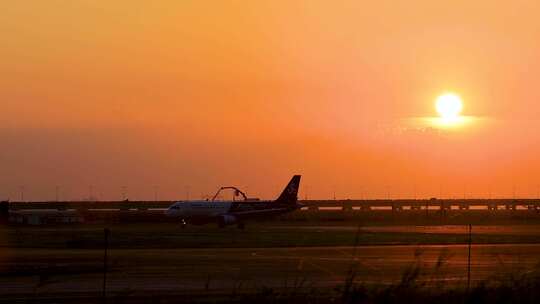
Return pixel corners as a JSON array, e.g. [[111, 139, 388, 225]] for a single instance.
[[8, 210, 84, 225], [0, 201, 9, 224]]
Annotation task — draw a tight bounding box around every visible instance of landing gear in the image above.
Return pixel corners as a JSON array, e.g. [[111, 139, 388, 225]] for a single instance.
[[237, 222, 245, 230]]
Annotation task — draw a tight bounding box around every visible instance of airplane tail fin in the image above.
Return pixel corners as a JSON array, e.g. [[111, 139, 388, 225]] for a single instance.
[[275, 175, 301, 205]]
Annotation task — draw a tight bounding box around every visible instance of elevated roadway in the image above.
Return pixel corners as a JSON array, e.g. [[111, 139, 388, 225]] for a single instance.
[[4, 199, 540, 212]]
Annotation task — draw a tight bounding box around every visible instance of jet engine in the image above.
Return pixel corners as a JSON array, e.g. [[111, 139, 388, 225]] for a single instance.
[[218, 214, 237, 227]]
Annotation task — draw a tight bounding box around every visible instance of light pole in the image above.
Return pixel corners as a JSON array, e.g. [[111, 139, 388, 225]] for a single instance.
[[89, 185, 94, 201], [19, 186, 25, 202], [185, 186, 190, 201]]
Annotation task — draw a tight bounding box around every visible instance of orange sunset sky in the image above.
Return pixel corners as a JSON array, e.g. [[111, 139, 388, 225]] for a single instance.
[[2, 1, 540, 201]]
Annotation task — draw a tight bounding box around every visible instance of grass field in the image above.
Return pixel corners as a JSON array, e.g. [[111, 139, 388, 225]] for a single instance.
[[2, 212, 540, 303]]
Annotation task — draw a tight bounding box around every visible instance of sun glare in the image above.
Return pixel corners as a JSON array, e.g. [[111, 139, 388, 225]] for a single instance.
[[436, 93, 463, 120]]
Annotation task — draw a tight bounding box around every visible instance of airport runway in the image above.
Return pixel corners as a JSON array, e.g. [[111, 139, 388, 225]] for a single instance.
[[1, 243, 540, 297]]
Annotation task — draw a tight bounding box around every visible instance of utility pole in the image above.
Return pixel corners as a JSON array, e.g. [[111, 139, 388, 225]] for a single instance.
[[121, 186, 127, 200], [185, 186, 190, 201], [89, 185, 94, 201], [154, 186, 159, 202], [19, 186, 25, 202]]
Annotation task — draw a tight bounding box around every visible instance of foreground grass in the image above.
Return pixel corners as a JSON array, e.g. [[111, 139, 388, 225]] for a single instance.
[[2, 256, 540, 304]]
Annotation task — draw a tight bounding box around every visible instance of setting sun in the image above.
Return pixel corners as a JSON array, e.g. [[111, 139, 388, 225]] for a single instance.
[[436, 93, 463, 120]]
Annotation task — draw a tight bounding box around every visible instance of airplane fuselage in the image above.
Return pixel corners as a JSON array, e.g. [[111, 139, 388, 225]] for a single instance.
[[166, 200, 297, 226]]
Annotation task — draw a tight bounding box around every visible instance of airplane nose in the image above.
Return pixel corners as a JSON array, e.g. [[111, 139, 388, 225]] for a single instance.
[[166, 204, 183, 217], [165, 207, 174, 216]]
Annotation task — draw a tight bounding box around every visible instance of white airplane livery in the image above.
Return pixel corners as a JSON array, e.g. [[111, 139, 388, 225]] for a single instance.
[[166, 175, 302, 229]]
